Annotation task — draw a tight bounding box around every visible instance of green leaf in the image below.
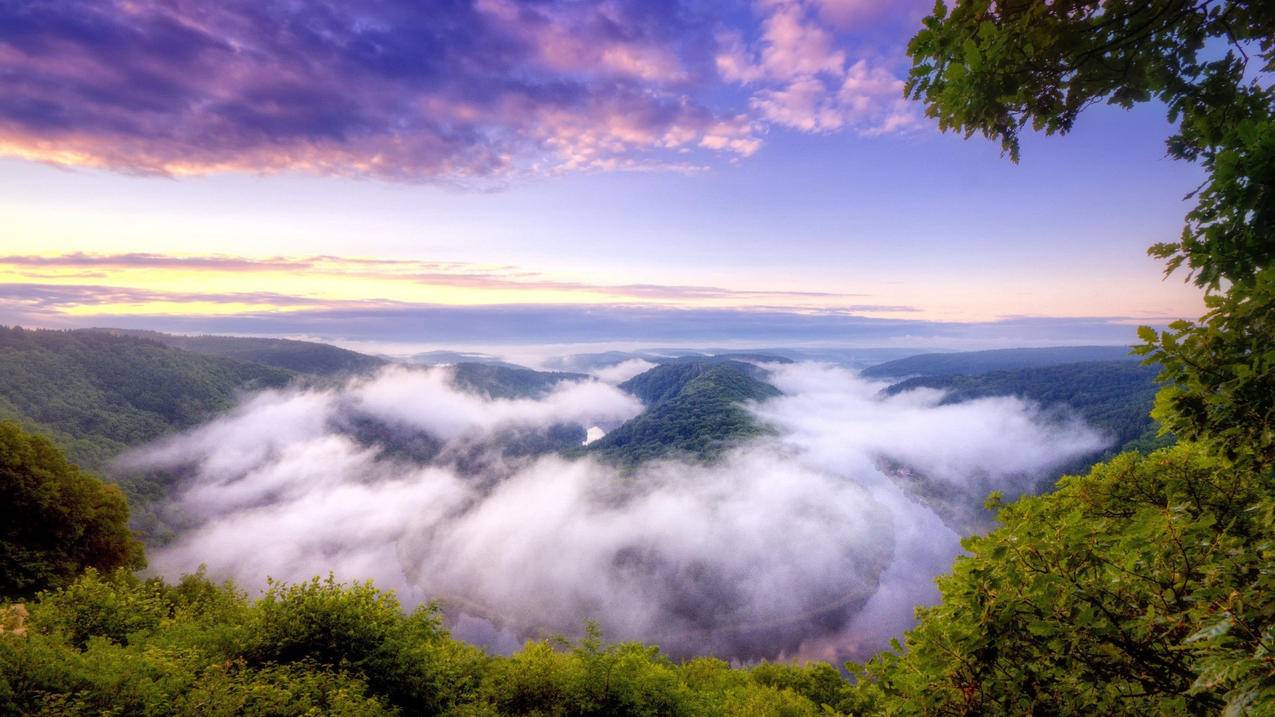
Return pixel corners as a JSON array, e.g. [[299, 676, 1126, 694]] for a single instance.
[[962, 38, 982, 70]]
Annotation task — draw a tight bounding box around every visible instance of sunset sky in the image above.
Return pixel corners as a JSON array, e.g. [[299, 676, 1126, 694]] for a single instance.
[[0, 0, 1207, 348]]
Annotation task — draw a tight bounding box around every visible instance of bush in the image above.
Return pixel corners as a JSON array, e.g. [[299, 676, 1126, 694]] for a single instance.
[[1, 575, 853, 716], [856, 444, 1275, 715], [0, 422, 144, 600]]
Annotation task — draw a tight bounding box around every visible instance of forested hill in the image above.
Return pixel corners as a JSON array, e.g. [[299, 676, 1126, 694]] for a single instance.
[[861, 345, 1136, 379], [589, 360, 781, 464], [885, 360, 1166, 456], [619, 359, 778, 405], [660, 352, 794, 366], [449, 362, 588, 399], [0, 326, 294, 470], [92, 329, 386, 376]]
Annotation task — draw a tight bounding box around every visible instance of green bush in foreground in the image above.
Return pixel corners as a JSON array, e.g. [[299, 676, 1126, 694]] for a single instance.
[[0, 421, 144, 601], [855, 444, 1275, 715], [0, 572, 859, 716]]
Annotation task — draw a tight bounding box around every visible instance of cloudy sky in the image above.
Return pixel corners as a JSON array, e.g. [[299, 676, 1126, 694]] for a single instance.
[[0, 0, 1205, 345]]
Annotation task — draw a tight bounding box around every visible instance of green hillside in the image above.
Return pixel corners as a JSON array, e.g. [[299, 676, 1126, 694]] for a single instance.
[[93, 329, 386, 376], [861, 345, 1137, 380], [883, 360, 1167, 455], [448, 362, 588, 399], [589, 360, 781, 464], [0, 327, 295, 472], [660, 352, 794, 366]]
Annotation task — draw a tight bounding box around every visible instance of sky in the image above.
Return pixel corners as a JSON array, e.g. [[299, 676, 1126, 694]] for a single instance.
[[0, 0, 1208, 349]]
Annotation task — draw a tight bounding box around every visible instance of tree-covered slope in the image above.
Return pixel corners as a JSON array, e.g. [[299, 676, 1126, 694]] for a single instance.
[[877, 361, 1168, 533], [1, 570, 872, 716], [94, 329, 386, 376], [616, 359, 777, 405], [589, 360, 781, 464], [861, 345, 1137, 380], [448, 362, 588, 399], [856, 444, 1274, 715], [660, 352, 794, 366], [0, 421, 144, 601], [884, 360, 1166, 454], [0, 327, 294, 471], [405, 350, 533, 370]]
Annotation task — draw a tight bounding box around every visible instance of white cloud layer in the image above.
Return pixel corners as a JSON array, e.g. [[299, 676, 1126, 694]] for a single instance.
[[590, 358, 658, 384], [127, 362, 1108, 660]]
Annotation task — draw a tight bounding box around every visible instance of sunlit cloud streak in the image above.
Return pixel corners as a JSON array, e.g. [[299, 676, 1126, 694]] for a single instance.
[[0, 283, 333, 310], [0, 250, 888, 312], [0, 0, 928, 180], [0, 253, 314, 271], [0, 253, 1175, 346]]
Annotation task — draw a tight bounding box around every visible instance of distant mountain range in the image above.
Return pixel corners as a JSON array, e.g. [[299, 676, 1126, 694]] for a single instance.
[[402, 351, 529, 370], [0, 326, 1167, 541], [91, 329, 388, 376], [543, 347, 926, 373], [860, 345, 1137, 380], [447, 362, 589, 399], [1, 328, 1161, 472], [0, 327, 792, 471]]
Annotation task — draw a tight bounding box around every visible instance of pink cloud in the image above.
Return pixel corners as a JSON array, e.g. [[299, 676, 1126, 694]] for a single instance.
[[0, 0, 924, 181], [723, 1, 925, 137], [757, 1, 847, 79]]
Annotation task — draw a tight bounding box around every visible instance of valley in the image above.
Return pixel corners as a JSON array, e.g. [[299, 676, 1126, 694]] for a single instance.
[[0, 325, 1164, 663]]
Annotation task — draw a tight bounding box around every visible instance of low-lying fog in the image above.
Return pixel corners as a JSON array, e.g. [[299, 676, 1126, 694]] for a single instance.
[[123, 361, 1108, 662]]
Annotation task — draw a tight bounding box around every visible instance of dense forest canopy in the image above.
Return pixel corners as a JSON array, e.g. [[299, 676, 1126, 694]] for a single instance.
[[587, 361, 781, 464], [447, 363, 589, 400], [860, 346, 1138, 380], [883, 360, 1166, 455], [0, 422, 142, 601], [96, 330, 388, 377], [0, 327, 295, 471], [1, 569, 881, 716]]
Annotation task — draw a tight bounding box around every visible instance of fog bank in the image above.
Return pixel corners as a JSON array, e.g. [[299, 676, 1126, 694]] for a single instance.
[[127, 362, 1108, 660]]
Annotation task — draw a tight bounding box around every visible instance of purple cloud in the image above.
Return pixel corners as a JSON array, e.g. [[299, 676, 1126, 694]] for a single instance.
[[0, 282, 336, 310], [0, 0, 926, 180], [0, 252, 307, 271]]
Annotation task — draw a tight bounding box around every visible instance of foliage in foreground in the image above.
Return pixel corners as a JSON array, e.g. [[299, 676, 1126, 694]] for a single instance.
[[856, 444, 1275, 715], [0, 421, 143, 601], [0, 572, 868, 717]]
